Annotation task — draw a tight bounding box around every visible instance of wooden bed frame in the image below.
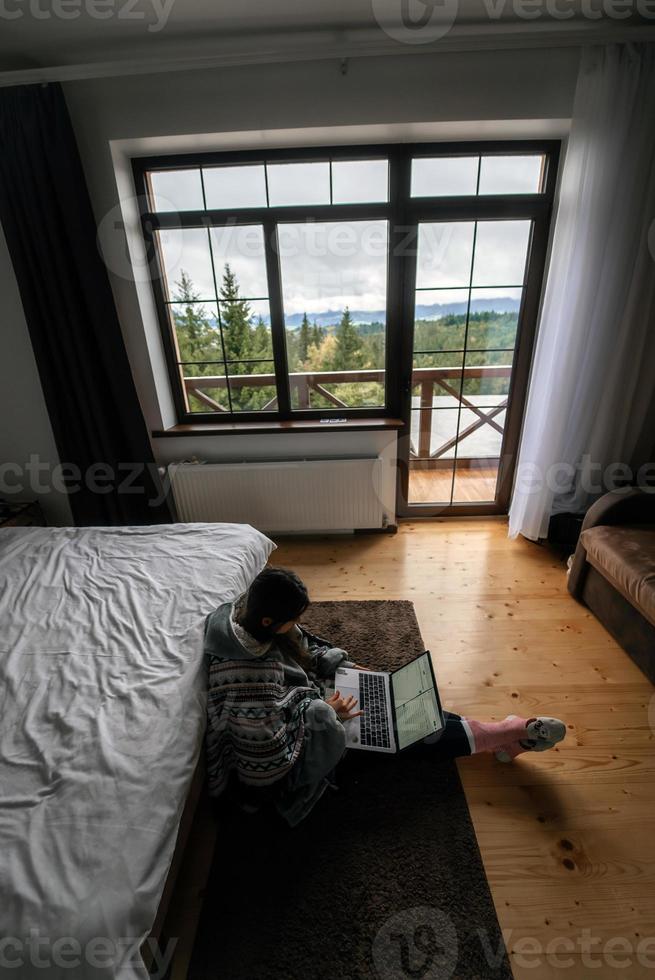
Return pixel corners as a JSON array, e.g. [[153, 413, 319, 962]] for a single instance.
[[143, 755, 208, 974]]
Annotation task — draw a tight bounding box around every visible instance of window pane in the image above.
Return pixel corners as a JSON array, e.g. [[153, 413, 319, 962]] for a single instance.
[[286, 314, 382, 376], [457, 424, 504, 462], [411, 407, 460, 461], [412, 355, 463, 408], [227, 361, 277, 412], [453, 404, 505, 462], [182, 362, 229, 414], [202, 165, 267, 209], [209, 225, 269, 299], [267, 162, 330, 206], [416, 222, 475, 289], [157, 228, 215, 301], [279, 221, 388, 404], [413, 352, 463, 407], [453, 408, 503, 462], [409, 459, 454, 504], [332, 160, 389, 203], [149, 169, 203, 212], [219, 299, 273, 360], [462, 349, 514, 406], [411, 157, 479, 198], [290, 376, 384, 410], [452, 460, 499, 503], [414, 288, 469, 352], [472, 221, 531, 287], [168, 302, 222, 363], [467, 288, 522, 350], [430, 408, 459, 459], [479, 155, 544, 195], [413, 350, 463, 371]]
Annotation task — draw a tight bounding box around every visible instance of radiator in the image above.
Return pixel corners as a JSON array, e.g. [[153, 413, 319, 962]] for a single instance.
[[168, 458, 387, 533]]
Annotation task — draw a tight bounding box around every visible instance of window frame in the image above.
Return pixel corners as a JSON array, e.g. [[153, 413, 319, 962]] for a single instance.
[[132, 140, 560, 428]]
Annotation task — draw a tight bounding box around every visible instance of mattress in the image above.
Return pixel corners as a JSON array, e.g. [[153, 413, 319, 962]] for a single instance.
[[0, 523, 275, 980]]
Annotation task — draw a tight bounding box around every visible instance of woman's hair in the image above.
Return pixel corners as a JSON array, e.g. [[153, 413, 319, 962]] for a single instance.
[[239, 567, 309, 640], [237, 567, 312, 669], [232, 568, 313, 670]]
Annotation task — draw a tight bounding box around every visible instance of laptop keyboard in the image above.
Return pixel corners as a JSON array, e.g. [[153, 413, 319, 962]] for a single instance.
[[358, 673, 391, 748]]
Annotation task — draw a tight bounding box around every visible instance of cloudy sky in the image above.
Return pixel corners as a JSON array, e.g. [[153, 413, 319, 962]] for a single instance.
[[157, 221, 390, 316], [151, 157, 534, 318], [157, 217, 530, 318]]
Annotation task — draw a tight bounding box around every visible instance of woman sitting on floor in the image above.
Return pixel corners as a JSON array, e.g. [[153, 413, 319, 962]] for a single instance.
[[204, 568, 566, 827]]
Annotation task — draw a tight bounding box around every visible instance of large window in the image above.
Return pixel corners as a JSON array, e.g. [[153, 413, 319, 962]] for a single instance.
[[136, 151, 399, 422], [134, 143, 556, 435]]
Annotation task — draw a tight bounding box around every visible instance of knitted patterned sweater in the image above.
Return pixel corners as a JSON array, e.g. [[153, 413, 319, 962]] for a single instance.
[[204, 599, 350, 800]]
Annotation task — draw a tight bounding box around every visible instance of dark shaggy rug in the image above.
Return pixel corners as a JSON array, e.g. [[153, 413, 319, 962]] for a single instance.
[[188, 600, 511, 980]]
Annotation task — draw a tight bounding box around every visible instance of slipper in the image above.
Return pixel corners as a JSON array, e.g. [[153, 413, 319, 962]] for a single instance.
[[522, 716, 567, 751], [495, 715, 566, 762]]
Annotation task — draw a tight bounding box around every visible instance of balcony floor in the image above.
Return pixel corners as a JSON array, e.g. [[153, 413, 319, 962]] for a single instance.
[[409, 463, 499, 504]]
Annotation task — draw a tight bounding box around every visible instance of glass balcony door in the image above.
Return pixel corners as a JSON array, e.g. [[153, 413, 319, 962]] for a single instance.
[[396, 209, 551, 516], [408, 218, 530, 508]]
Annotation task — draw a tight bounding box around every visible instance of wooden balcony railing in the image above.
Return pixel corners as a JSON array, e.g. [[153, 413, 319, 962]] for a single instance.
[[184, 364, 511, 462]]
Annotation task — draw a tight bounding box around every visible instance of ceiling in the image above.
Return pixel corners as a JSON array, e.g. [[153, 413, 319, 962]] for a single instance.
[[0, 0, 652, 76]]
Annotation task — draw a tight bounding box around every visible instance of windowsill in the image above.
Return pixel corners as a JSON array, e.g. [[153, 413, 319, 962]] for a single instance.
[[152, 418, 405, 438]]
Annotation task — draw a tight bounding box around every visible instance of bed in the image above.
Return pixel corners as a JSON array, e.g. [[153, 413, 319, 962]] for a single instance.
[[0, 522, 275, 979]]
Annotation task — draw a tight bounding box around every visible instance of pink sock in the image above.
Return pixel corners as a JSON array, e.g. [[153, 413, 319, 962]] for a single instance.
[[465, 716, 530, 754]]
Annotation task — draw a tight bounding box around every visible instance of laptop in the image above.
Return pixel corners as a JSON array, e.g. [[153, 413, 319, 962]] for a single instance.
[[326, 650, 445, 754]]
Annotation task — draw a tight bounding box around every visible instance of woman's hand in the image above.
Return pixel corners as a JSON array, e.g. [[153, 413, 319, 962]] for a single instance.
[[326, 690, 364, 722]]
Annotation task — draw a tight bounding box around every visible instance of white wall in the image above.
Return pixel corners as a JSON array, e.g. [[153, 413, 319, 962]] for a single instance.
[[0, 46, 580, 525], [0, 226, 73, 526]]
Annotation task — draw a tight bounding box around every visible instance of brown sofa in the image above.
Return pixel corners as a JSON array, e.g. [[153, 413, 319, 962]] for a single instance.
[[567, 488, 655, 683]]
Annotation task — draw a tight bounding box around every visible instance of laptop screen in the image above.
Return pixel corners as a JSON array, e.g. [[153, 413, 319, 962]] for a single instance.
[[391, 652, 443, 751]]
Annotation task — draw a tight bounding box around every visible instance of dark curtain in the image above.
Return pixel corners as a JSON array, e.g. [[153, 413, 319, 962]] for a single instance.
[[0, 83, 171, 526]]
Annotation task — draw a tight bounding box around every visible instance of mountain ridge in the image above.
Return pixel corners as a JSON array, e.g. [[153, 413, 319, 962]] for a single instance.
[[280, 296, 520, 328]]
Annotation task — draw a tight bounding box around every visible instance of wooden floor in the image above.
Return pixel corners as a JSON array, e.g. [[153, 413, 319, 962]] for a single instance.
[[410, 464, 499, 503], [170, 519, 655, 979]]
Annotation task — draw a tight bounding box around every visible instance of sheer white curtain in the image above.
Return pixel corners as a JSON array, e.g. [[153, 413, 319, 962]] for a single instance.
[[508, 43, 655, 541]]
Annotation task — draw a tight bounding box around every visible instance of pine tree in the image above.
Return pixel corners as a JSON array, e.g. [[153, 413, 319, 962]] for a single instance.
[[219, 264, 253, 365], [252, 316, 272, 359], [364, 333, 385, 370], [333, 307, 363, 371], [172, 270, 220, 362], [298, 312, 311, 364], [305, 333, 337, 371], [311, 322, 325, 347]]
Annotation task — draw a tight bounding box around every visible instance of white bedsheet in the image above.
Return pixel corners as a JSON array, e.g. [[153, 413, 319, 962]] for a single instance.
[[0, 523, 275, 979]]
